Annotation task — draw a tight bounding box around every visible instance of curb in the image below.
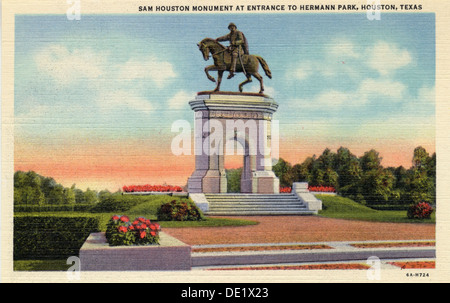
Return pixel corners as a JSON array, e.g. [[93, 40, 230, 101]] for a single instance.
[[191, 240, 435, 267]]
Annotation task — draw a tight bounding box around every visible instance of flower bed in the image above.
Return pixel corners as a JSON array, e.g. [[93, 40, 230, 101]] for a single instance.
[[122, 184, 183, 193], [192, 244, 332, 253], [208, 263, 371, 270], [388, 261, 435, 269], [280, 185, 336, 193], [106, 215, 161, 246], [280, 186, 292, 193], [351, 241, 435, 249], [308, 185, 336, 193]]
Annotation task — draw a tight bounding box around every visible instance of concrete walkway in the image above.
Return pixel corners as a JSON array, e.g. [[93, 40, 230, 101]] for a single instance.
[[190, 239, 435, 268]]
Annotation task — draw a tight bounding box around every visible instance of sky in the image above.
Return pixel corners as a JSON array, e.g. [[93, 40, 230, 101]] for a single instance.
[[14, 13, 435, 191]]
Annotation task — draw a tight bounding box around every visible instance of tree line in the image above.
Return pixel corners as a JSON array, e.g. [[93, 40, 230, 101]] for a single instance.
[[13, 171, 115, 205], [271, 146, 435, 206]]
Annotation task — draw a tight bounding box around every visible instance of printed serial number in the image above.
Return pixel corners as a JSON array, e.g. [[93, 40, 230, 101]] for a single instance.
[[406, 273, 430, 277]]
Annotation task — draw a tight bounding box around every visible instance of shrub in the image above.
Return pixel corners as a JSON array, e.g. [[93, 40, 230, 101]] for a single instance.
[[407, 202, 434, 219], [14, 215, 100, 260], [105, 215, 161, 246], [157, 199, 205, 221]]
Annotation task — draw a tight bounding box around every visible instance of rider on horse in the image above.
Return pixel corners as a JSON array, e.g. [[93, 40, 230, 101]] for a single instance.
[[215, 23, 249, 79]]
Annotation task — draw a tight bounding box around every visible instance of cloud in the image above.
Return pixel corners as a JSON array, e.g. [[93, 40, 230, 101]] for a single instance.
[[168, 90, 195, 110], [326, 38, 361, 59], [290, 40, 412, 81], [97, 90, 154, 114], [118, 57, 176, 87], [366, 41, 412, 75], [358, 78, 406, 101], [291, 78, 407, 109], [34, 45, 105, 84]]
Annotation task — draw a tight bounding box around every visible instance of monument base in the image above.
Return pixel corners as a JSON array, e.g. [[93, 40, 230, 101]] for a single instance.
[[187, 92, 279, 194]]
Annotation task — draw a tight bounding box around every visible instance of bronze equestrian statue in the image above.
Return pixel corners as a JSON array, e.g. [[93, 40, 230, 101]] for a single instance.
[[198, 23, 272, 94]]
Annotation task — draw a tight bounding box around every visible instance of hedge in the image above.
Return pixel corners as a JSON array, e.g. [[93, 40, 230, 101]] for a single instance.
[[89, 195, 149, 213], [14, 204, 93, 213], [14, 215, 100, 260]]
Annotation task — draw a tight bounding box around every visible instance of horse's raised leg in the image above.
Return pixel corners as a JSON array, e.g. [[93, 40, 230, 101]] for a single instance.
[[253, 72, 264, 94], [214, 70, 224, 92], [239, 75, 252, 92], [205, 65, 217, 83]]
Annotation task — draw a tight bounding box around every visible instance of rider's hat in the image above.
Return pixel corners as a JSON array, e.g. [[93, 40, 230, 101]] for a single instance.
[[228, 22, 237, 29]]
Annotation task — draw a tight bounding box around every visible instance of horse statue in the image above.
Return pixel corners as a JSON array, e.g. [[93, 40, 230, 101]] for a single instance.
[[197, 38, 272, 94]]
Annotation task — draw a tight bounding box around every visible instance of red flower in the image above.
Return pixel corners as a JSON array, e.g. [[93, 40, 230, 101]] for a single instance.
[[150, 231, 156, 237], [120, 216, 130, 223], [118, 226, 128, 233], [140, 231, 146, 239], [112, 215, 120, 221], [153, 223, 161, 231], [145, 219, 151, 225], [132, 220, 139, 225], [149, 224, 156, 231], [140, 224, 147, 229], [128, 225, 135, 230]]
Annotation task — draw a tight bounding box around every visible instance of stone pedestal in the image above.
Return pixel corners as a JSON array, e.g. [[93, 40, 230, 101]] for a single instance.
[[79, 232, 191, 271], [187, 92, 279, 194]]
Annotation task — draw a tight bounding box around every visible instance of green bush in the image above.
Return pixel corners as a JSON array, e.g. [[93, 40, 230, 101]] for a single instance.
[[407, 202, 434, 220], [14, 204, 93, 213], [14, 215, 100, 260], [157, 199, 205, 221]]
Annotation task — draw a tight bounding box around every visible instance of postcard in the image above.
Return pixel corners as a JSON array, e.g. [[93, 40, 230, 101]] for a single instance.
[[2, 0, 449, 286]]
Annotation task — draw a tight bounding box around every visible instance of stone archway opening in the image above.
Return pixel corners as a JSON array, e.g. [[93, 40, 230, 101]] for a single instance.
[[187, 92, 280, 194]]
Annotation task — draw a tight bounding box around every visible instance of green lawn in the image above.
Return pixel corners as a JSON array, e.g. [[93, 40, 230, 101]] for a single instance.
[[14, 259, 70, 271], [316, 194, 435, 224]]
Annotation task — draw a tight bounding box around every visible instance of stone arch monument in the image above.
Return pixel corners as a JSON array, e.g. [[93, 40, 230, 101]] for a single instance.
[[187, 92, 280, 194]]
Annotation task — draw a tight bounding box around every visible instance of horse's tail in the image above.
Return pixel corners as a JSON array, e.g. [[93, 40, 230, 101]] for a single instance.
[[256, 56, 272, 79]]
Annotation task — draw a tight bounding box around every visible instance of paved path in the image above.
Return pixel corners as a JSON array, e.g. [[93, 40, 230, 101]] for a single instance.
[[163, 216, 435, 245]]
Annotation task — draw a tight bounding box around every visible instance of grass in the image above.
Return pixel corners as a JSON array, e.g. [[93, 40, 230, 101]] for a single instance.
[[14, 259, 70, 271], [317, 194, 435, 223]]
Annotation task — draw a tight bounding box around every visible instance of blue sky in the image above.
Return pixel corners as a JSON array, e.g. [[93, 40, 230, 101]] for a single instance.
[[14, 13, 435, 189]]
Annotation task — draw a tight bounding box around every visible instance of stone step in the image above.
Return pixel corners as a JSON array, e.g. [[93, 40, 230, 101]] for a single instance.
[[205, 210, 316, 216], [205, 194, 296, 198], [206, 198, 302, 202], [208, 199, 301, 204], [203, 193, 314, 216], [209, 203, 306, 208]]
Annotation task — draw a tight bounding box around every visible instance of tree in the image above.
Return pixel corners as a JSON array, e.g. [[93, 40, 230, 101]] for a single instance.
[[360, 149, 382, 172], [63, 187, 76, 204], [412, 146, 430, 170], [84, 188, 99, 204], [409, 147, 435, 204], [272, 158, 292, 187]]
